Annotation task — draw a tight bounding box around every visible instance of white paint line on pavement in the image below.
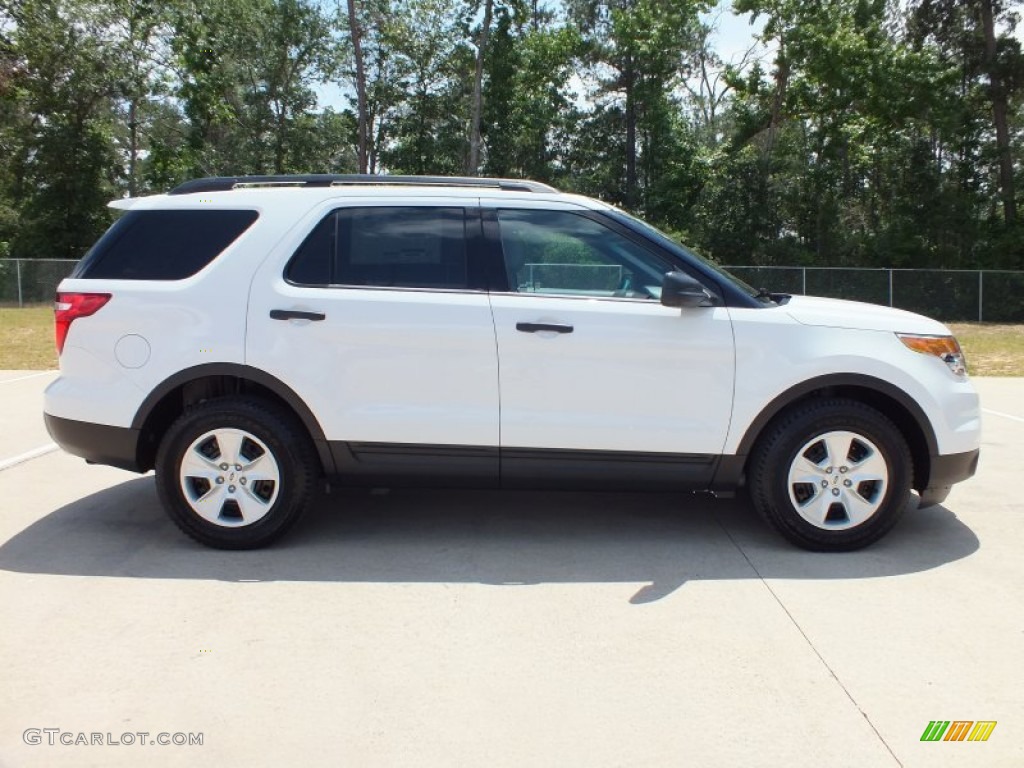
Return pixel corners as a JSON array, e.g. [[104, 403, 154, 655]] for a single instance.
[[983, 408, 1024, 424], [0, 371, 56, 385], [0, 443, 58, 472]]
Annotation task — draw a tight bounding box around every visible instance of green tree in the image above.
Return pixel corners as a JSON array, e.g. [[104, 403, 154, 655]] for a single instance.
[[702, 0, 961, 267], [4, 0, 121, 258], [106, 0, 173, 196], [906, 0, 1024, 264], [150, 0, 337, 182], [379, 0, 472, 174], [569, 0, 712, 210], [482, 5, 582, 182]]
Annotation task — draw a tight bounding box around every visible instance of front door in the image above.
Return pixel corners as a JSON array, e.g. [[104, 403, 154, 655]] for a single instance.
[[485, 203, 735, 488]]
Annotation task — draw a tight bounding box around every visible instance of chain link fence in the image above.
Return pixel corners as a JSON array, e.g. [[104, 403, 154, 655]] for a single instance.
[[0, 259, 80, 307], [1, 258, 1022, 322], [725, 266, 1024, 323]]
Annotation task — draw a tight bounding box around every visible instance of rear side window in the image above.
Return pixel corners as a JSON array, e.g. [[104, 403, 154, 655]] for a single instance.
[[285, 214, 334, 286], [72, 209, 259, 280], [286, 207, 468, 290]]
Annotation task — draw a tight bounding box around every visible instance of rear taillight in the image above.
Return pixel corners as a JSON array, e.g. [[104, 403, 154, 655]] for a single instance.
[[54, 292, 111, 354]]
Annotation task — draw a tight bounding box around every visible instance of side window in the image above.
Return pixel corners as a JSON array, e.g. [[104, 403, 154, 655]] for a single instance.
[[285, 213, 335, 286], [73, 210, 259, 280], [285, 207, 468, 290], [496, 209, 674, 299], [337, 207, 467, 289]]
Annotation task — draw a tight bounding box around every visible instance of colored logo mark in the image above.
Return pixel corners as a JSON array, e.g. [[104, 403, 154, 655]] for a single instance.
[[920, 721, 997, 742]]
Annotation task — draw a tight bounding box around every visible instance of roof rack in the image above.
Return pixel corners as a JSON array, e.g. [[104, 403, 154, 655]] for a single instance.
[[168, 174, 559, 195]]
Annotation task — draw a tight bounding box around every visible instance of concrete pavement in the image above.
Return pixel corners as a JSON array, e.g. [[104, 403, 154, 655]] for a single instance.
[[0, 371, 57, 470], [0, 375, 1021, 767]]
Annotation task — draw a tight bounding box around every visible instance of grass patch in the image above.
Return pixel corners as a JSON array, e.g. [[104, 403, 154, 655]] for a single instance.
[[949, 323, 1024, 377], [0, 305, 57, 370], [0, 306, 1021, 375]]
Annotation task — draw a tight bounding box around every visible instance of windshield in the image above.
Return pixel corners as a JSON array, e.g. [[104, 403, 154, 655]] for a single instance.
[[606, 209, 773, 302]]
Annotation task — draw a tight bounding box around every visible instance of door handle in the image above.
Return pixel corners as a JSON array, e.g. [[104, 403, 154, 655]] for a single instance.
[[270, 309, 326, 321], [516, 322, 573, 334]]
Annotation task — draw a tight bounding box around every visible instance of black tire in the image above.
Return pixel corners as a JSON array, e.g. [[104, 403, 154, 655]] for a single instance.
[[748, 398, 913, 551], [155, 397, 319, 549]]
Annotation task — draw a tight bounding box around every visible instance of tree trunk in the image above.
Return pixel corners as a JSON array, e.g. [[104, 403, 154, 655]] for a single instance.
[[624, 52, 637, 209], [126, 7, 141, 198], [371, 116, 385, 174], [467, 0, 493, 176], [766, 44, 789, 159], [346, 0, 369, 174], [275, 105, 287, 174], [127, 98, 138, 197], [979, 0, 1016, 224]]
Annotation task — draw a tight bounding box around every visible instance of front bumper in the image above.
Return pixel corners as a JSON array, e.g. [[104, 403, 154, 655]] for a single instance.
[[44, 413, 143, 473], [918, 448, 980, 507]]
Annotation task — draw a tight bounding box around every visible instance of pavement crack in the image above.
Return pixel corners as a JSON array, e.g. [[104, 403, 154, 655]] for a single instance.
[[718, 519, 903, 768]]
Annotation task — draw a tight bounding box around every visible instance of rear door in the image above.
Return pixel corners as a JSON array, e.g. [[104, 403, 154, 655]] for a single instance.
[[247, 197, 499, 484]]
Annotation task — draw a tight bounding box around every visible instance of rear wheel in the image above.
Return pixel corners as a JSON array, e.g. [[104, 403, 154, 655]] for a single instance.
[[155, 397, 318, 549], [748, 399, 913, 551]]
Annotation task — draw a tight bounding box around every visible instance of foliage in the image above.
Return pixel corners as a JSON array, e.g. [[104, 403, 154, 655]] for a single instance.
[[0, 0, 1021, 268]]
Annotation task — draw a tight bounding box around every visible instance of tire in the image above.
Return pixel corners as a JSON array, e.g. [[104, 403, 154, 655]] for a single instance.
[[155, 397, 319, 549], [748, 398, 913, 551]]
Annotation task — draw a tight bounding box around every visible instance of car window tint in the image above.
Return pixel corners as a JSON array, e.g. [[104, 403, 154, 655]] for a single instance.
[[496, 209, 673, 299], [73, 210, 258, 280], [336, 207, 467, 289], [285, 213, 335, 285]]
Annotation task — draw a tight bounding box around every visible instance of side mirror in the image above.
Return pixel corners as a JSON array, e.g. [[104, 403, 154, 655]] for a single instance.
[[660, 271, 711, 308]]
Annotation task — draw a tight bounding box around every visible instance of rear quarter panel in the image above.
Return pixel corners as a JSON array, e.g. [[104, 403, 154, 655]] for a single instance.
[[45, 198, 302, 427]]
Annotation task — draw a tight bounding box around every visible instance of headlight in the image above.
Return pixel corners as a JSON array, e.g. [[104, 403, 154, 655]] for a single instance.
[[897, 334, 967, 376]]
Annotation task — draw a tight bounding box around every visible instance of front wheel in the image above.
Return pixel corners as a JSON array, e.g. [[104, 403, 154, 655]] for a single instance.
[[748, 399, 913, 551], [155, 397, 319, 549]]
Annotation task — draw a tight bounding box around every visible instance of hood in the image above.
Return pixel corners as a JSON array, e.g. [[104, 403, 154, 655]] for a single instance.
[[783, 295, 950, 335]]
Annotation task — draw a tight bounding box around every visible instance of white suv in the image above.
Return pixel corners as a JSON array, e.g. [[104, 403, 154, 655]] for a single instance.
[[43, 175, 981, 551]]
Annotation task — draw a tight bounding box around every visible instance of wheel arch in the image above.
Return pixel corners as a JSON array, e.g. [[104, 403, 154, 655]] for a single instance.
[[131, 363, 333, 474], [729, 374, 937, 492]]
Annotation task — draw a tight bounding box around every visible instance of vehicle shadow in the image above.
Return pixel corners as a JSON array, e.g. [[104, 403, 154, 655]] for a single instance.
[[0, 476, 980, 603]]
